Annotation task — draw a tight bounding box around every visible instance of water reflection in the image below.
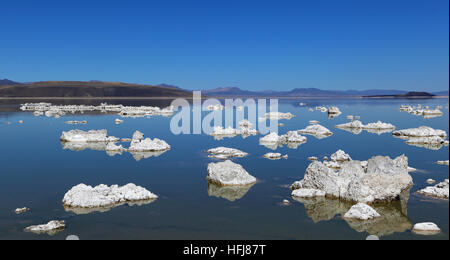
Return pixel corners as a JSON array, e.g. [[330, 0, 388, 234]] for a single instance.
[[207, 182, 255, 202], [293, 190, 412, 236], [61, 141, 169, 161], [63, 199, 157, 215]]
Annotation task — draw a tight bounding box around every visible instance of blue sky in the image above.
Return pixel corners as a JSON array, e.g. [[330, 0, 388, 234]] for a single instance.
[[0, 0, 448, 91]]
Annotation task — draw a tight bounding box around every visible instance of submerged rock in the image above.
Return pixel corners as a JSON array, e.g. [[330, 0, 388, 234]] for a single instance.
[[417, 179, 449, 199], [25, 220, 65, 235], [412, 222, 441, 235], [207, 160, 256, 186], [62, 183, 158, 212], [291, 155, 413, 203], [207, 147, 248, 159], [344, 203, 381, 220]]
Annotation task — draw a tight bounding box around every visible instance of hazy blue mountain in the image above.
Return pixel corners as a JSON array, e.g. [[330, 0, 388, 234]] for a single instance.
[[0, 79, 21, 86], [202, 87, 410, 97], [432, 90, 449, 96]]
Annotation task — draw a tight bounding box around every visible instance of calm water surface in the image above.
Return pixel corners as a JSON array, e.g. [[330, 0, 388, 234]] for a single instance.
[[0, 98, 448, 240]]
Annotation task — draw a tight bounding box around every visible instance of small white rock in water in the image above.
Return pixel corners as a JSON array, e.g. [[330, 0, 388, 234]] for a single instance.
[[207, 147, 248, 159], [60, 129, 119, 143], [65, 120, 87, 125], [62, 183, 158, 209], [128, 131, 170, 152], [264, 153, 282, 159], [344, 203, 381, 220], [412, 222, 441, 235], [206, 160, 256, 186], [25, 220, 65, 234], [66, 235, 80, 240], [364, 121, 396, 130], [426, 179, 436, 184], [330, 149, 351, 162], [407, 166, 417, 172], [436, 160, 449, 165], [291, 188, 326, 198], [328, 106, 341, 113], [417, 179, 449, 199], [15, 207, 30, 214], [105, 142, 125, 152], [392, 126, 447, 138], [265, 112, 295, 120], [336, 120, 365, 129], [366, 235, 379, 240], [298, 124, 333, 138]]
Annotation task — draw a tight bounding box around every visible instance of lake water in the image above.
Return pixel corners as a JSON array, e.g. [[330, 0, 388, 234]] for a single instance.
[[0, 98, 448, 240]]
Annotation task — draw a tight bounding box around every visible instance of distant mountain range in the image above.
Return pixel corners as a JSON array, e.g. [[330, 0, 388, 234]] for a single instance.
[[0, 80, 192, 98], [201, 86, 448, 97], [0, 79, 447, 98]]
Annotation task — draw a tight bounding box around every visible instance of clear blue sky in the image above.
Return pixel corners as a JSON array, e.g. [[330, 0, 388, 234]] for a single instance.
[[1, 0, 448, 91]]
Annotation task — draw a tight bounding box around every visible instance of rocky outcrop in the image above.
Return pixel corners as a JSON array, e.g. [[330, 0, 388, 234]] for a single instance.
[[62, 183, 158, 214], [291, 155, 413, 203]]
